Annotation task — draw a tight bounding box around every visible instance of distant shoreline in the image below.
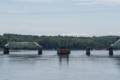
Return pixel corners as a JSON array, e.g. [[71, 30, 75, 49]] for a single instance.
[[0, 33, 120, 50]]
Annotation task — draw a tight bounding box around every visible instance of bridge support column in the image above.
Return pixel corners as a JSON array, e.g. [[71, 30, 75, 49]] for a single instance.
[[3, 47, 9, 55], [38, 48, 42, 55], [86, 48, 91, 56], [109, 47, 113, 56]]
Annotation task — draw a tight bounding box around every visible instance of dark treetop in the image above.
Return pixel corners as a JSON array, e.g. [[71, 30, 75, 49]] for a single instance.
[[0, 33, 119, 50]]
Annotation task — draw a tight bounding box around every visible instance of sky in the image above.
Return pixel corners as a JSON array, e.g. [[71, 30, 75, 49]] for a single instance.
[[0, 0, 120, 36]]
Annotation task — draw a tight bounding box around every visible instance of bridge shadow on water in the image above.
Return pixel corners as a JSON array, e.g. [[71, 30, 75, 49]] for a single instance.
[[58, 55, 70, 65], [1, 51, 120, 67], [0, 52, 70, 66]]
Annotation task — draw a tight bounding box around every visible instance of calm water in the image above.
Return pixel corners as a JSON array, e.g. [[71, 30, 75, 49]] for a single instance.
[[0, 50, 120, 80]]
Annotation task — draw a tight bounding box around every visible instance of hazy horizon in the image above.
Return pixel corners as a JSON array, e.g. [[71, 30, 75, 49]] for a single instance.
[[1, 33, 120, 37], [0, 0, 120, 36]]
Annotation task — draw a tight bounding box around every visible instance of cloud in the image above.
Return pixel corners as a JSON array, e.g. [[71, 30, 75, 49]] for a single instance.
[[72, 0, 120, 5], [96, 0, 120, 4], [9, 0, 120, 5], [12, 0, 56, 3], [97, 0, 120, 3]]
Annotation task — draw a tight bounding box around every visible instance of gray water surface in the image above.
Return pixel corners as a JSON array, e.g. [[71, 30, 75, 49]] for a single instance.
[[0, 50, 120, 80]]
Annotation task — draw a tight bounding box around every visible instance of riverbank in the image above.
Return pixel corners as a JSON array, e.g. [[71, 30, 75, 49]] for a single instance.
[[0, 33, 120, 50]]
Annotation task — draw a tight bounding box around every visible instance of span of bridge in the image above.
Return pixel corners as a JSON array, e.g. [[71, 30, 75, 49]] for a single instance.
[[86, 39, 120, 56], [3, 42, 42, 55], [2, 39, 120, 56]]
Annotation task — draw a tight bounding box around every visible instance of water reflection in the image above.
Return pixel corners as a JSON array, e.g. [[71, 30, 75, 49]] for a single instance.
[[1, 50, 120, 80], [112, 56, 120, 70], [58, 55, 69, 65]]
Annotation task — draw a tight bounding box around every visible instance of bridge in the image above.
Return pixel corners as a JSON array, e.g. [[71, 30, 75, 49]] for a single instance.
[[86, 39, 120, 56], [3, 42, 42, 55], [111, 39, 120, 49], [2, 39, 120, 56]]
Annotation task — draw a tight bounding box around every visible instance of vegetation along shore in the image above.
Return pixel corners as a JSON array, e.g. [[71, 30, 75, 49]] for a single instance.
[[0, 33, 119, 50]]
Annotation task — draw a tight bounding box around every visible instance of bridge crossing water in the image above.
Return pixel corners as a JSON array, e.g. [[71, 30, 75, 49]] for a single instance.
[[3, 42, 42, 55], [2, 39, 120, 56]]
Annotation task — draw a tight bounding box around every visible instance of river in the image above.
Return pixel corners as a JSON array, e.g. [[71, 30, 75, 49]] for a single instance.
[[0, 50, 120, 80]]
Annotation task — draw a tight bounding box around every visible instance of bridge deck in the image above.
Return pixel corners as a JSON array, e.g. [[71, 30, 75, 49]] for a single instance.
[[5, 42, 42, 49], [4, 42, 42, 55]]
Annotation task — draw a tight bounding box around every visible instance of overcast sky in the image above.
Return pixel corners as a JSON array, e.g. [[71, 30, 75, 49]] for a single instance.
[[0, 0, 120, 36]]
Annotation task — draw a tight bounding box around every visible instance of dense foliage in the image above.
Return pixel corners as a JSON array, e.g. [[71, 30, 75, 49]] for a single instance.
[[0, 33, 119, 50]]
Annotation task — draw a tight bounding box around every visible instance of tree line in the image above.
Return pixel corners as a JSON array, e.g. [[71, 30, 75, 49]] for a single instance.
[[0, 33, 119, 50]]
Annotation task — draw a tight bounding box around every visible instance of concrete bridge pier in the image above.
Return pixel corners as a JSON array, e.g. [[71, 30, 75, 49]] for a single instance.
[[109, 47, 113, 56], [38, 48, 42, 55], [3, 47, 9, 55], [86, 48, 91, 56]]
